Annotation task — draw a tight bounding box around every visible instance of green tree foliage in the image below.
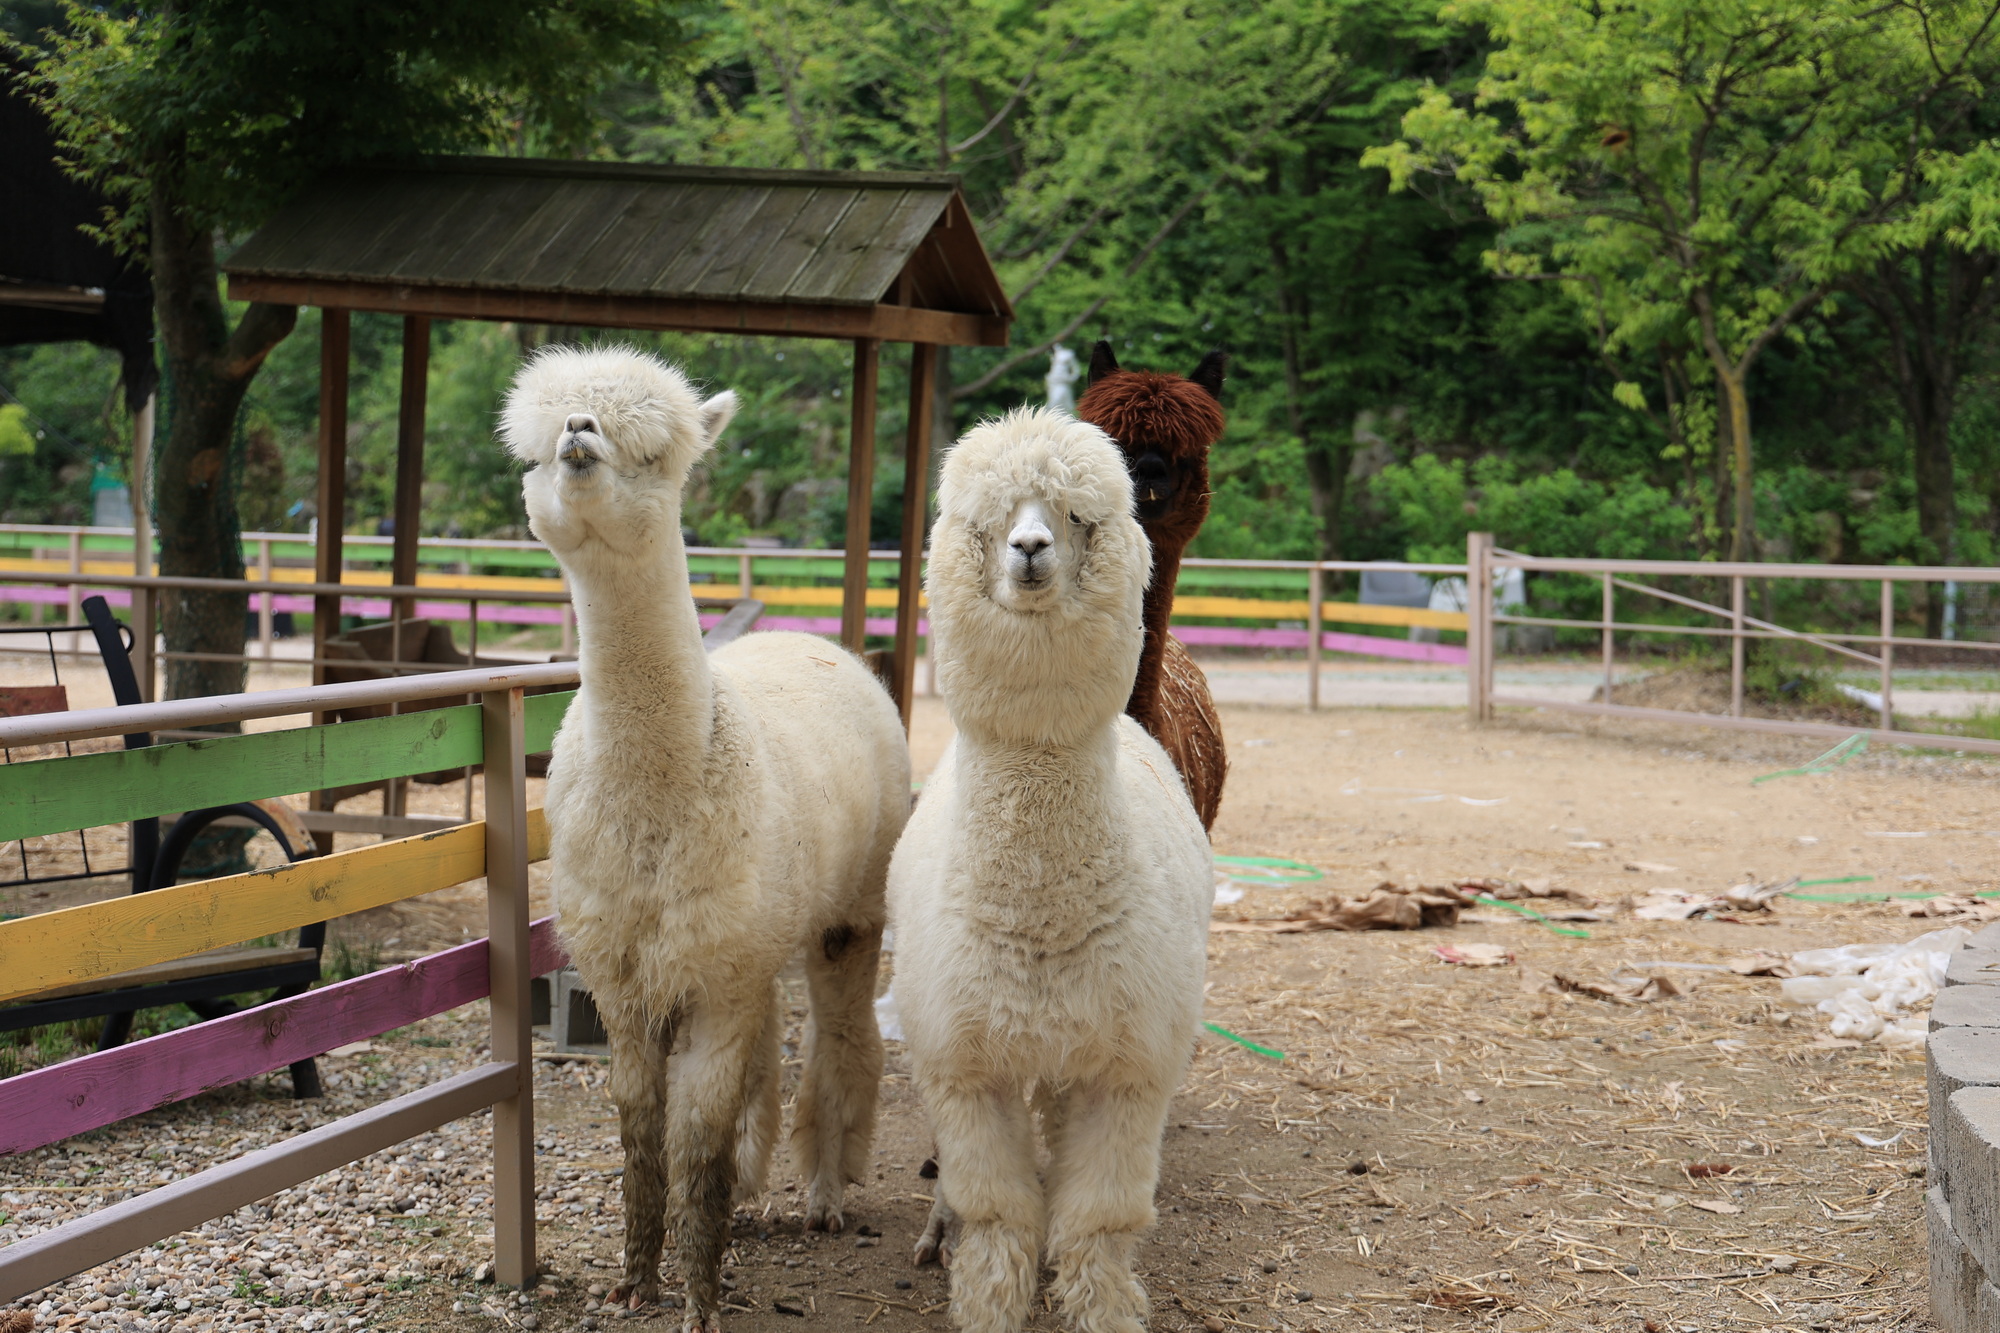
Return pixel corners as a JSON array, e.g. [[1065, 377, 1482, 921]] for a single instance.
[[1368, 0, 2000, 560], [14, 0, 678, 701]]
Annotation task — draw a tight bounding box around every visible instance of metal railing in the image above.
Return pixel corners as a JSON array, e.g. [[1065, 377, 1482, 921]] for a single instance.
[[0, 523, 1473, 706], [1464, 531, 2000, 754]]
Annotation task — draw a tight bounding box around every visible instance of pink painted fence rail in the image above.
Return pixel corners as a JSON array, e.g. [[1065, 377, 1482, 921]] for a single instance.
[[0, 918, 568, 1158]]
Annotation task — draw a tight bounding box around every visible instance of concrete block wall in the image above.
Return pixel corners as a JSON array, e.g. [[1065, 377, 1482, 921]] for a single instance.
[[1928, 923, 2000, 1331]]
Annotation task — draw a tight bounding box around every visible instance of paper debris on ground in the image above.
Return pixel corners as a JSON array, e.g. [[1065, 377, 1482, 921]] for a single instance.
[[1901, 895, 2000, 922], [1623, 860, 1681, 874], [1210, 881, 1476, 933], [1544, 972, 1687, 1003], [1777, 925, 1969, 1043], [1435, 943, 1514, 967], [1455, 876, 1598, 907], [1726, 950, 1795, 977], [1633, 879, 1795, 922]]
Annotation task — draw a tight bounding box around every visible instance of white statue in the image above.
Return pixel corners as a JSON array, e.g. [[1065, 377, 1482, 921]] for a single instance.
[[1045, 343, 1081, 414]]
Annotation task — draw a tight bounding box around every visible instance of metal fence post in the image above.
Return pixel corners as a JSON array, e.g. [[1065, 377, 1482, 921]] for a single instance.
[[258, 539, 275, 663], [1880, 580, 1895, 730], [482, 686, 535, 1288], [1306, 564, 1322, 712], [1730, 575, 1745, 717], [1601, 572, 1614, 705], [67, 531, 83, 658], [1467, 532, 1492, 722]]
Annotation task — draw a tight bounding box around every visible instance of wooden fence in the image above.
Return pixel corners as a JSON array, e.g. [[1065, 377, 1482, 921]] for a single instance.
[[0, 661, 581, 1302]]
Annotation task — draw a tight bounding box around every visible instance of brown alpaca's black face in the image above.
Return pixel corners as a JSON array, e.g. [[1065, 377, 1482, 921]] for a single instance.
[[1130, 451, 1175, 521]]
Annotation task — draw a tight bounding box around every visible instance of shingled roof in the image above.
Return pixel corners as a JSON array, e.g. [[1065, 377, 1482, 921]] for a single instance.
[[225, 157, 1011, 346]]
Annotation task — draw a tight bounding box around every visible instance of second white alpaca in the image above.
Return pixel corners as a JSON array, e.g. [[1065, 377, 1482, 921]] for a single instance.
[[505, 346, 909, 1333], [888, 408, 1213, 1333]]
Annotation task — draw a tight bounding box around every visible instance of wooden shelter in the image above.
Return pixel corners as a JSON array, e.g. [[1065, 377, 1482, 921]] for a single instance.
[[224, 155, 1013, 720]]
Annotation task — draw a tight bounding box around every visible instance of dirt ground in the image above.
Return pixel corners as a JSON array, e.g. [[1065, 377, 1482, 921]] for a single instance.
[[12, 694, 1996, 1333]]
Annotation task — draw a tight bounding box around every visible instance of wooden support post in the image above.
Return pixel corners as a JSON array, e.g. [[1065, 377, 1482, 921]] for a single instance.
[[131, 394, 155, 700], [1466, 533, 1492, 722], [66, 530, 83, 658], [1880, 580, 1895, 730], [258, 539, 274, 663], [892, 343, 937, 724], [482, 686, 535, 1288], [391, 315, 431, 603], [312, 309, 352, 856], [1730, 575, 1745, 718], [1306, 565, 1322, 712], [841, 339, 880, 654]]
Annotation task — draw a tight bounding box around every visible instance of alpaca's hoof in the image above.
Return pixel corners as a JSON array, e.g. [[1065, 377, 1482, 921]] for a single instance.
[[681, 1311, 722, 1333], [610, 1280, 659, 1309], [805, 1202, 845, 1234], [914, 1200, 958, 1268]]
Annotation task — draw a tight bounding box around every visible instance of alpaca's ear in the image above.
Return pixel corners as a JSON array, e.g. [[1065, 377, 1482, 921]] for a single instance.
[[1189, 350, 1226, 402], [1088, 340, 1119, 385], [697, 391, 740, 453]]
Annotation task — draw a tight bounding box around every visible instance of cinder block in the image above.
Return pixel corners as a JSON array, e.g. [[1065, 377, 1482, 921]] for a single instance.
[[1946, 1088, 2000, 1285], [1930, 1029, 2000, 1191], [1967, 924, 2000, 952], [1946, 949, 2000, 989], [553, 967, 608, 1052], [1932, 986, 2000, 1032], [1932, 1186, 1986, 1333]]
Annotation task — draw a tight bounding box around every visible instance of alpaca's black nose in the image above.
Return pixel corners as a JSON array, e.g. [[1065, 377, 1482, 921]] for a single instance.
[[1011, 531, 1051, 558], [566, 413, 599, 435]]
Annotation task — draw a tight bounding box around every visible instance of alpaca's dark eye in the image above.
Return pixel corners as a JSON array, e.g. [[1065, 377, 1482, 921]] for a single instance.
[[1068, 512, 1086, 525]]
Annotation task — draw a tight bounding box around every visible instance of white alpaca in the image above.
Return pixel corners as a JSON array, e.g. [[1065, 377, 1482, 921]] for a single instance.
[[887, 408, 1213, 1333], [504, 347, 909, 1333]]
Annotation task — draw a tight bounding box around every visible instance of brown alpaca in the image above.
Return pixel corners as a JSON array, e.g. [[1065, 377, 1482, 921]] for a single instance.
[[1077, 340, 1228, 831]]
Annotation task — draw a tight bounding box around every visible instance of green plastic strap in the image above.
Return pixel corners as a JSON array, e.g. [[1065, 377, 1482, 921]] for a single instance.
[[1204, 1022, 1285, 1060], [1752, 735, 1867, 785], [1214, 854, 1324, 886], [1474, 893, 1591, 938]]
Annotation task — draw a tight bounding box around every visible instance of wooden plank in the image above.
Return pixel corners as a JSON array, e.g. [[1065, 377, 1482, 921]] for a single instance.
[[0, 824, 487, 1005], [893, 343, 936, 724], [224, 274, 1011, 346], [0, 662, 577, 751], [685, 186, 819, 298], [737, 188, 860, 299], [343, 175, 486, 283], [842, 341, 880, 652], [0, 920, 563, 1158], [0, 705, 485, 844], [409, 174, 557, 285], [0, 1061, 518, 1303], [523, 689, 575, 754], [563, 181, 696, 292], [650, 184, 776, 293], [789, 190, 945, 302], [1166, 595, 1468, 630], [514, 181, 649, 291], [473, 183, 612, 289], [483, 688, 536, 1286], [391, 316, 432, 595], [22, 947, 318, 1004]]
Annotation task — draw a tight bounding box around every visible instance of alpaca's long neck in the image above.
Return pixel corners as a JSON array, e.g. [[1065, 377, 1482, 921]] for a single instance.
[[562, 530, 714, 755], [1126, 531, 1186, 733], [952, 726, 1125, 944]]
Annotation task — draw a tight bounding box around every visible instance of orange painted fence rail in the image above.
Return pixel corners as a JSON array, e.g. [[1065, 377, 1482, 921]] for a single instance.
[[0, 662, 582, 1301]]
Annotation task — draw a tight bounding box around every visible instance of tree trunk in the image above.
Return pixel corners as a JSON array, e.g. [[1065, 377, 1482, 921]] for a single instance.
[[1719, 367, 1754, 562], [148, 175, 297, 705]]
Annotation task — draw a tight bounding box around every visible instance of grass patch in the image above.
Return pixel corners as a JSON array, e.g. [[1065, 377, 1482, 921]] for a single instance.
[[323, 939, 382, 983]]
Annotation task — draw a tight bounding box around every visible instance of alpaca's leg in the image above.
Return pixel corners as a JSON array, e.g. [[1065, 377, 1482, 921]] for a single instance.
[[930, 1084, 1042, 1333], [913, 1195, 960, 1268], [1041, 1083, 1168, 1333], [607, 1011, 675, 1309], [667, 1001, 763, 1333], [794, 924, 884, 1232], [733, 983, 782, 1206]]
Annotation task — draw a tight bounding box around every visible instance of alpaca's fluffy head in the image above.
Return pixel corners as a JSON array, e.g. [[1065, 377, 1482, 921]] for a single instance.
[[927, 407, 1151, 743], [1077, 341, 1224, 539], [501, 345, 738, 557]]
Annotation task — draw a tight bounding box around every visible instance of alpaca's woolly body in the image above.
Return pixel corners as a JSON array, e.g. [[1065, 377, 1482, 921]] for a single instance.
[[508, 346, 908, 1333], [890, 407, 1212, 1333], [1077, 347, 1229, 830]]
